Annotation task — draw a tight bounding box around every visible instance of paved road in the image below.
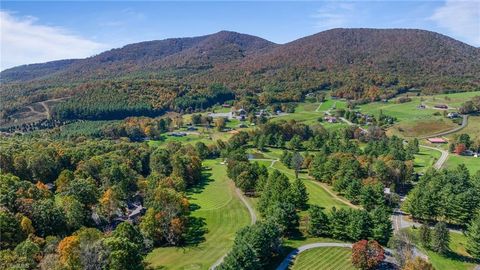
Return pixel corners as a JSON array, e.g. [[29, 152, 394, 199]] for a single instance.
[[419, 145, 449, 169], [276, 243, 396, 270]]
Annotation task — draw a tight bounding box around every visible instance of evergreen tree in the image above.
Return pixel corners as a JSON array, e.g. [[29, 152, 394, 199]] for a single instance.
[[330, 208, 350, 240], [347, 210, 372, 241], [419, 224, 431, 249], [290, 178, 308, 209], [307, 205, 330, 237], [431, 222, 450, 255], [466, 212, 480, 258], [290, 152, 304, 179], [369, 206, 393, 245], [360, 183, 384, 211]]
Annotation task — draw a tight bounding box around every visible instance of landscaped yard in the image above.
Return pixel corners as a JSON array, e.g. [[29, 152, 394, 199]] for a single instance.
[[145, 160, 250, 269], [290, 247, 355, 270]]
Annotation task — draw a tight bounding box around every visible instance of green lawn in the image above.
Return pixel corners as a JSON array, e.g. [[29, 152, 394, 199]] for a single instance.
[[145, 160, 250, 270], [447, 115, 480, 141], [250, 148, 351, 211], [407, 228, 478, 270], [290, 247, 355, 270], [421, 91, 480, 108], [414, 147, 442, 173], [445, 154, 480, 174], [357, 91, 480, 138], [270, 100, 348, 128]]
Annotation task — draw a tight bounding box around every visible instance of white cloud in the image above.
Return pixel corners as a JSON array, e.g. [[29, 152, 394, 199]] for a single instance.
[[430, 0, 480, 46], [312, 3, 355, 30], [0, 11, 108, 70]]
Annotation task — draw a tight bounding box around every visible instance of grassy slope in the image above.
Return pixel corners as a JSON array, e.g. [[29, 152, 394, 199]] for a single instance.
[[271, 100, 348, 128], [290, 247, 355, 270], [445, 154, 480, 173], [407, 228, 478, 270], [414, 147, 442, 173], [358, 91, 480, 138], [145, 160, 250, 270], [253, 148, 351, 211]]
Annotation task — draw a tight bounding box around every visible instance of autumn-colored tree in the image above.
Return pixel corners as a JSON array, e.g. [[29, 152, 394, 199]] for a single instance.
[[57, 235, 81, 269], [99, 188, 120, 221], [214, 117, 226, 131], [351, 240, 385, 270], [454, 143, 467, 155], [403, 257, 434, 270], [20, 216, 35, 235]]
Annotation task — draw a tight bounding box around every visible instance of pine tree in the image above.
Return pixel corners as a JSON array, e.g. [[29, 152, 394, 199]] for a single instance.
[[307, 205, 330, 237], [370, 206, 393, 245], [419, 224, 431, 249], [290, 178, 308, 209], [466, 213, 480, 258]]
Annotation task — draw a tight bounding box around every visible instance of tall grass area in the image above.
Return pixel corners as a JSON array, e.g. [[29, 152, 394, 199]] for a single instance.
[[145, 160, 250, 269]]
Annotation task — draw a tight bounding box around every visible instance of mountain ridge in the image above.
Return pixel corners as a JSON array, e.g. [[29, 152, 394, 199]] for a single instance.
[[1, 28, 479, 122]]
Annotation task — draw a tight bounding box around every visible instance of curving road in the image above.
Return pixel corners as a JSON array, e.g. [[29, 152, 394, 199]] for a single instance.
[[419, 115, 468, 139], [419, 145, 448, 169]]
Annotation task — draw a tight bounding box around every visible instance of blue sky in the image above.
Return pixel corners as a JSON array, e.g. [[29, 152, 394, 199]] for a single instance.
[[1, 1, 479, 70]]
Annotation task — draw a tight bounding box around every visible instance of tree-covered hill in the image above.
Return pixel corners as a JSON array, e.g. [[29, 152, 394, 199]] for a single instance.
[[1, 28, 479, 121]]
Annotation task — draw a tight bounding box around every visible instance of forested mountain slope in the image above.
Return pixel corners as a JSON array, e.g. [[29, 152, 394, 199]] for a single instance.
[[1, 29, 479, 121]]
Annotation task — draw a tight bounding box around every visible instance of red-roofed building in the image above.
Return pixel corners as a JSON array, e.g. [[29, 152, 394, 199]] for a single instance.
[[428, 138, 447, 143]]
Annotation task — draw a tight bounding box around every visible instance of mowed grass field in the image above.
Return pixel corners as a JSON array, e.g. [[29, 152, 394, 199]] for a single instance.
[[145, 160, 250, 270], [358, 98, 456, 138], [358, 91, 480, 138], [414, 147, 442, 173], [407, 228, 478, 270], [290, 247, 355, 270], [445, 154, 480, 173], [271, 100, 348, 129], [250, 148, 352, 211]]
